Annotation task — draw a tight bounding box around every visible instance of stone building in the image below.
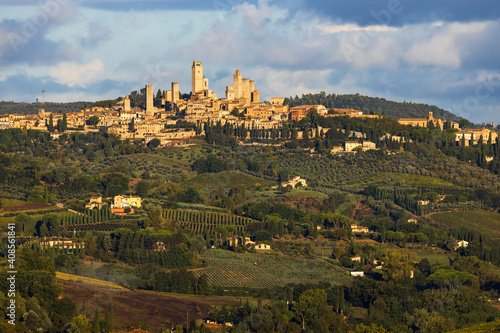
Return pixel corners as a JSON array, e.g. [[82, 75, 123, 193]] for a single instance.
[[398, 112, 459, 130]]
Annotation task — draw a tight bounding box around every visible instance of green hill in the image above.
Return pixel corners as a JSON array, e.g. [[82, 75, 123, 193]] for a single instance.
[[0, 101, 90, 115], [284, 92, 462, 121]]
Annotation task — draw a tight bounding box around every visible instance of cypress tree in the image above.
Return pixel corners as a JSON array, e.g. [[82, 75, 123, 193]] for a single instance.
[[110, 305, 114, 332], [81, 299, 86, 316], [48, 114, 55, 132], [339, 288, 345, 314], [92, 307, 99, 333]]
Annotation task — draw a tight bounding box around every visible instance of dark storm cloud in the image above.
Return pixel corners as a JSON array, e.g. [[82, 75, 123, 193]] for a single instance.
[[0, 1, 78, 67], [299, 0, 500, 26], [0, 74, 72, 100], [0, 19, 77, 67]]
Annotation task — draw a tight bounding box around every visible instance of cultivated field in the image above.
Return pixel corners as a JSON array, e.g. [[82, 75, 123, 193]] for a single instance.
[[194, 249, 351, 289], [186, 171, 276, 191], [0, 198, 52, 212], [429, 210, 500, 242]]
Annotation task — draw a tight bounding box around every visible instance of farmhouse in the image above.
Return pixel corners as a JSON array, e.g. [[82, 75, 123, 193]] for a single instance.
[[455, 240, 469, 250], [85, 196, 106, 210], [229, 236, 255, 247], [345, 141, 377, 152], [112, 195, 142, 209], [351, 224, 369, 233], [281, 176, 307, 189], [40, 237, 84, 249], [255, 243, 272, 251]]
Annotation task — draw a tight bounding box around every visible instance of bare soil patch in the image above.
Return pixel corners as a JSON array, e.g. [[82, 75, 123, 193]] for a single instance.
[[59, 279, 242, 332]]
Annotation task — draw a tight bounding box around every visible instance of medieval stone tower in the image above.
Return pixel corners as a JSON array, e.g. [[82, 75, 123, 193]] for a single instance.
[[233, 70, 242, 100], [172, 82, 179, 103], [145, 84, 154, 115], [192, 60, 204, 95]]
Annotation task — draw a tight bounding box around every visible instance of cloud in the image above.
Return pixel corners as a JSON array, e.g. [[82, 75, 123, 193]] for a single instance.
[[80, 21, 112, 48], [46, 59, 105, 87], [404, 21, 488, 68], [316, 23, 398, 34], [1, 0, 500, 125], [0, 72, 131, 103], [0, 1, 78, 67]]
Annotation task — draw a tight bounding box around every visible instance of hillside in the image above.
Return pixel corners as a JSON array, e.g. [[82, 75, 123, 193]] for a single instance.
[[58, 278, 246, 332], [0, 101, 90, 115], [284, 92, 462, 122], [449, 319, 500, 332], [429, 211, 500, 242]]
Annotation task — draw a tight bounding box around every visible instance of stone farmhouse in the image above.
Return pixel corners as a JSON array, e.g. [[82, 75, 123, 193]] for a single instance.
[[281, 176, 307, 189]]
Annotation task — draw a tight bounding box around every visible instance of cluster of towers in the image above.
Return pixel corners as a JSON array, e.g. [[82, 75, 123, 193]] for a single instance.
[[122, 60, 262, 116], [190, 59, 260, 104], [225, 69, 259, 104]]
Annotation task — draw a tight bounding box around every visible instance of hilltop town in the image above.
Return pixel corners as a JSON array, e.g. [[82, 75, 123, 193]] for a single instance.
[[2, 61, 500, 332], [1, 60, 498, 155]]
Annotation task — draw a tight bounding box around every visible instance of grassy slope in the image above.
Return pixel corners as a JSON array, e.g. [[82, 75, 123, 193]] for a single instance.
[[56, 272, 126, 290], [368, 172, 462, 189], [285, 189, 328, 198], [429, 210, 500, 242], [1, 198, 52, 211], [449, 319, 500, 332], [186, 171, 277, 191]]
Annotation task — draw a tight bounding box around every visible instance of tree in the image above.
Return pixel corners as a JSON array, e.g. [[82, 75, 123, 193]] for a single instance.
[[189, 235, 207, 255], [295, 289, 332, 331], [148, 208, 163, 227], [459, 119, 471, 129], [128, 117, 136, 133], [48, 114, 55, 132], [147, 138, 161, 148], [68, 315, 92, 333], [135, 180, 151, 197], [353, 323, 389, 332], [92, 307, 100, 333], [87, 116, 100, 128], [381, 249, 413, 282], [61, 113, 68, 132]]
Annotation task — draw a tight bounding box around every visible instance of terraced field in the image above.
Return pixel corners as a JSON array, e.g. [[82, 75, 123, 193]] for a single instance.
[[194, 249, 351, 289]]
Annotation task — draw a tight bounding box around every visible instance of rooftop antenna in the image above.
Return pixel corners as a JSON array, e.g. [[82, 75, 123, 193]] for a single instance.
[[42, 90, 45, 104]]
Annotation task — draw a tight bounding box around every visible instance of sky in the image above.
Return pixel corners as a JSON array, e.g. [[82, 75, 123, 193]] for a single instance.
[[0, 0, 499, 124]]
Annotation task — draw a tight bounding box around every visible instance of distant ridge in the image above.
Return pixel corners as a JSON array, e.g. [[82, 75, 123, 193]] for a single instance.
[[0, 101, 91, 115], [284, 92, 462, 122]]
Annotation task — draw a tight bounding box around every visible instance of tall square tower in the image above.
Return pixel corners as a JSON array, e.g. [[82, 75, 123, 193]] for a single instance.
[[192, 60, 203, 95], [145, 84, 154, 115], [172, 82, 179, 103]]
